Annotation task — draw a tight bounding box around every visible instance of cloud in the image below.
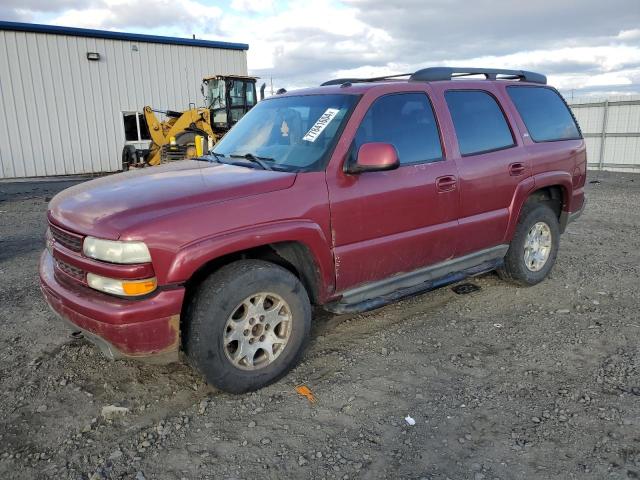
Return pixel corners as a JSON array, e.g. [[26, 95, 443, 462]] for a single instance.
[[2, 0, 87, 12], [3, 0, 639, 95], [230, 0, 273, 13], [50, 0, 223, 33], [0, 0, 88, 22], [216, 0, 392, 87], [0, 7, 29, 21], [618, 29, 640, 41], [220, 0, 640, 96], [343, 0, 640, 61]]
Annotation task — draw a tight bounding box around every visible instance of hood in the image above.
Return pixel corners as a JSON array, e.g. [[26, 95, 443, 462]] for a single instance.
[[49, 161, 296, 239]]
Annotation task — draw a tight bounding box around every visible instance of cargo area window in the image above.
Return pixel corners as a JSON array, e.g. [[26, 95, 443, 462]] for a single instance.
[[122, 112, 151, 143], [354, 93, 443, 165], [445, 90, 514, 156], [507, 86, 581, 142]]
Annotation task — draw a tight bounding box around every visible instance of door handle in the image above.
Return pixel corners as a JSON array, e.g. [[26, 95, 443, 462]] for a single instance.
[[436, 175, 457, 192], [509, 162, 526, 176]]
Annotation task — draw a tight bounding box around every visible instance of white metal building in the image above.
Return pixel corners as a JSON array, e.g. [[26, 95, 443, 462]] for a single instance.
[[0, 21, 249, 179], [568, 95, 640, 173]]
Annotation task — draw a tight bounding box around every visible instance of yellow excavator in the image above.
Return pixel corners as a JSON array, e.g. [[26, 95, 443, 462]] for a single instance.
[[122, 75, 264, 169]]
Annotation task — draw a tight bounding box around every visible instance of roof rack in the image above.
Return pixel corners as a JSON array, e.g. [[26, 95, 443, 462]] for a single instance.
[[409, 67, 546, 84], [321, 67, 546, 87], [320, 73, 411, 86]]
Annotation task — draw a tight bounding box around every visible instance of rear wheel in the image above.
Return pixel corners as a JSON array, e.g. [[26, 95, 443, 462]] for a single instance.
[[498, 202, 560, 286], [184, 260, 311, 393]]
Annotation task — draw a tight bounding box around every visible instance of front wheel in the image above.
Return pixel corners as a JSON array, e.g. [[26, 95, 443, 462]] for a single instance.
[[498, 202, 560, 286], [184, 260, 311, 393], [121, 145, 137, 171]]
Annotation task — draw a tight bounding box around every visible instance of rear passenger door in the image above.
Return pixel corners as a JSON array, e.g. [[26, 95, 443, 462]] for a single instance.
[[435, 86, 531, 256]]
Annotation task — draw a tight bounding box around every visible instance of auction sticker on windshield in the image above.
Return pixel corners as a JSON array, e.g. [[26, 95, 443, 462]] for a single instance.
[[303, 108, 340, 142]]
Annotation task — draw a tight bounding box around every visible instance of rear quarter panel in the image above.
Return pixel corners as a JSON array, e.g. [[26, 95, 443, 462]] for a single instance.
[[495, 83, 586, 240]]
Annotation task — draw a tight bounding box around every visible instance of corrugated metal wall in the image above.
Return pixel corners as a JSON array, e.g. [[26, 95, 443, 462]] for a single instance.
[[568, 95, 640, 173], [0, 30, 247, 178]]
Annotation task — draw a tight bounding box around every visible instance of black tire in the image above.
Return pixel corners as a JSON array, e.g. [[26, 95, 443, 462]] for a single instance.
[[498, 202, 560, 286], [184, 260, 311, 393], [121, 145, 136, 171]]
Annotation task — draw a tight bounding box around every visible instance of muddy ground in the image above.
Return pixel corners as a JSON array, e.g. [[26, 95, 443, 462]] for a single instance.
[[0, 171, 638, 480]]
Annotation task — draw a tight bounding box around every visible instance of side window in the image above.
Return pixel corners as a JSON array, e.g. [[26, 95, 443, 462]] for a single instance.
[[123, 113, 138, 142], [122, 112, 151, 143], [354, 93, 443, 165], [507, 86, 581, 142], [246, 83, 256, 106], [445, 91, 514, 156]]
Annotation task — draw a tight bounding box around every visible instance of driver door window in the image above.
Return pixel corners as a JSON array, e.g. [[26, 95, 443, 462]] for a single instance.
[[354, 93, 443, 165]]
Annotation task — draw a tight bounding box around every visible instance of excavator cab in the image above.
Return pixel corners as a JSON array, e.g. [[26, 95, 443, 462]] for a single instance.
[[204, 75, 259, 133]]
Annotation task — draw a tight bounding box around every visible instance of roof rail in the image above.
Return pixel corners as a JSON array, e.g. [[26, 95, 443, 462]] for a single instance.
[[320, 67, 547, 87], [409, 67, 546, 84], [320, 73, 411, 87]]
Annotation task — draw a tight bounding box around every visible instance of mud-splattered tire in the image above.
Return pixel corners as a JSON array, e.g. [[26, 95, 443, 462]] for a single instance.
[[183, 260, 311, 394], [498, 202, 560, 286]]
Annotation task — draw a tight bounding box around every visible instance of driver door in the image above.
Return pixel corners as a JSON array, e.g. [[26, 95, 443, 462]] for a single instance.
[[326, 90, 460, 292]]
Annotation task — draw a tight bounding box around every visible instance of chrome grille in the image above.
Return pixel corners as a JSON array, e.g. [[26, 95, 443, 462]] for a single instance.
[[56, 260, 85, 282]]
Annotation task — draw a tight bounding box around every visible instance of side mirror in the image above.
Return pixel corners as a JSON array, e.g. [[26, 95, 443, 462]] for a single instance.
[[347, 142, 400, 174]]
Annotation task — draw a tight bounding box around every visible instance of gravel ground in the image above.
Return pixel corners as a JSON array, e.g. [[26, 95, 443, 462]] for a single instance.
[[0, 171, 638, 480]]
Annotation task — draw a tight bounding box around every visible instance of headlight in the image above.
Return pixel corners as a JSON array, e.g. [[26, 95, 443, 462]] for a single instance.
[[87, 273, 157, 297], [83, 237, 151, 264]]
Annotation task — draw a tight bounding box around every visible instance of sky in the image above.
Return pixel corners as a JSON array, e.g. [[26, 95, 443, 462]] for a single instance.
[[2, 0, 640, 98]]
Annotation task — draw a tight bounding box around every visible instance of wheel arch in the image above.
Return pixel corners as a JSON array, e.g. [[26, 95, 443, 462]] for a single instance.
[[169, 220, 335, 306], [183, 240, 325, 305], [505, 172, 572, 241], [526, 185, 565, 217]]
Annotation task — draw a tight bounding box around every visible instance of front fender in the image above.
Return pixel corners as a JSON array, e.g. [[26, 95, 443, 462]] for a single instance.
[[165, 220, 335, 301]]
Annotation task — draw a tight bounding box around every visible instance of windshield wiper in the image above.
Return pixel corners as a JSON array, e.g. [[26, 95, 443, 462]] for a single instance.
[[210, 151, 225, 163], [229, 152, 274, 171], [192, 151, 224, 163]]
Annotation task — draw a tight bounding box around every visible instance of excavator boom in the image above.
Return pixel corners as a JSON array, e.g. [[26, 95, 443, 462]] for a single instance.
[[142, 106, 215, 166]]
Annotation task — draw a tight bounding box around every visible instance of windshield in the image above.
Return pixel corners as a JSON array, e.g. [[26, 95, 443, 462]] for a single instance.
[[212, 94, 359, 172], [206, 79, 225, 110]]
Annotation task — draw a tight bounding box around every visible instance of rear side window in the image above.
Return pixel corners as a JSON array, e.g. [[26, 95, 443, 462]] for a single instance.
[[445, 90, 514, 156], [507, 86, 581, 142], [354, 93, 443, 165]]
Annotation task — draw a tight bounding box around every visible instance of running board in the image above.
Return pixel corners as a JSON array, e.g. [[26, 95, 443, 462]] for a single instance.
[[325, 245, 508, 314]]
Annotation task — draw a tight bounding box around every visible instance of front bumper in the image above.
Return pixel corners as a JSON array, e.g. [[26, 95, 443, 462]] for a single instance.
[[39, 250, 184, 363]]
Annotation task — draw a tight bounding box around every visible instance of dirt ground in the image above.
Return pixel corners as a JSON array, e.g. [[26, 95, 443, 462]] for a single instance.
[[0, 171, 639, 480]]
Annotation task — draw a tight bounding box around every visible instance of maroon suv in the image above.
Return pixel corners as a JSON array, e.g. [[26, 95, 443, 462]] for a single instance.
[[40, 67, 586, 393]]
